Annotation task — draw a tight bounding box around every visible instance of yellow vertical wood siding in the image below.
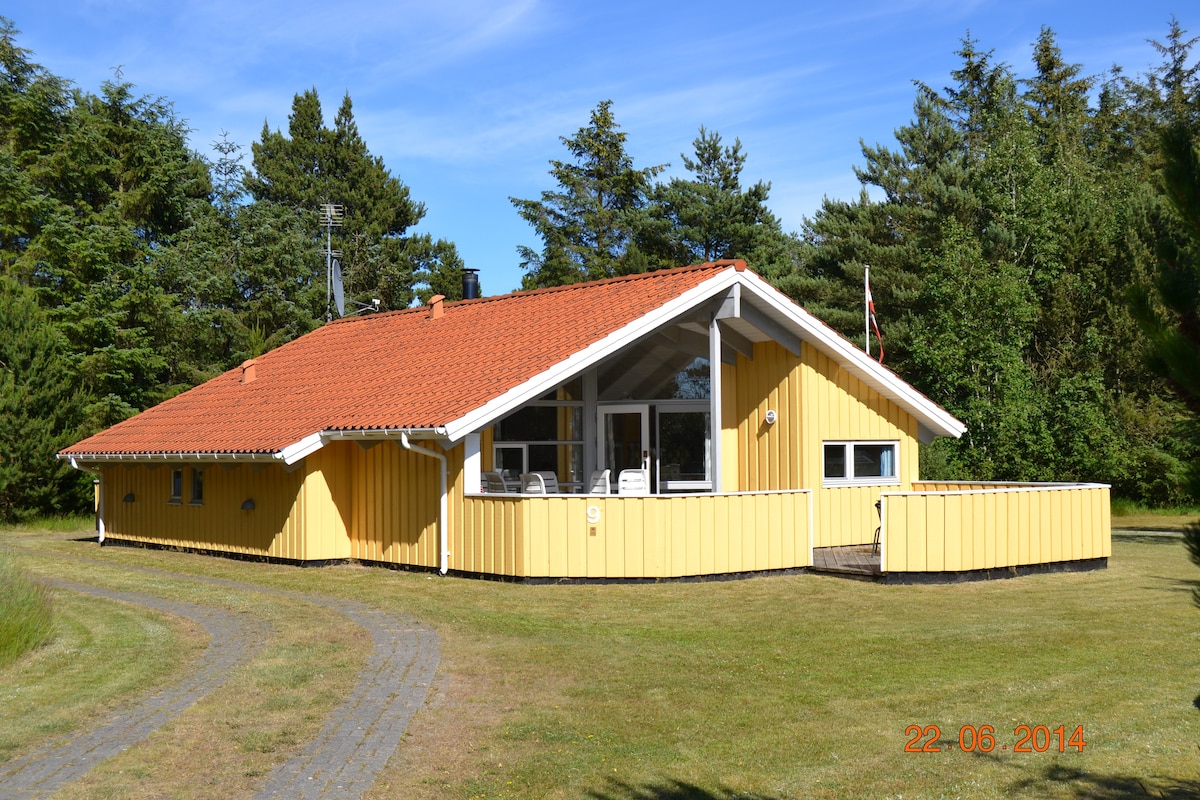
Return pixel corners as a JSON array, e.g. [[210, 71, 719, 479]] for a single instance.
[[881, 484, 1111, 573], [723, 340, 920, 549], [348, 439, 465, 570], [723, 341, 801, 492], [804, 344, 920, 548], [458, 490, 811, 579], [97, 446, 352, 560]]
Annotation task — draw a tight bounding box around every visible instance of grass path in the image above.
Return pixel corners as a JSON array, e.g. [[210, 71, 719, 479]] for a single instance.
[[0, 579, 269, 799], [0, 538, 439, 799]]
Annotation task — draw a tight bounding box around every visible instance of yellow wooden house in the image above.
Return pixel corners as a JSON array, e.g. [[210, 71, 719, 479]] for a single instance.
[[60, 261, 1110, 580]]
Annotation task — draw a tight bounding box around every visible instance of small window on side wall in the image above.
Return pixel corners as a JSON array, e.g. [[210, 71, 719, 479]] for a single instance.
[[170, 468, 183, 504], [823, 441, 898, 486], [189, 468, 204, 505]]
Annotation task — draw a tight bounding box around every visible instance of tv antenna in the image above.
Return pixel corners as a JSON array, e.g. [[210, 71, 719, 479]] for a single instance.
[[320, 203, 345, 322], [319, 204, 380, 320]]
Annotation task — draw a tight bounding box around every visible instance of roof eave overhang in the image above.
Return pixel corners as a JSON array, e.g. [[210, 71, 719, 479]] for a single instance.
[[59, 451, 283, 470], [60, 427, 451, 471]]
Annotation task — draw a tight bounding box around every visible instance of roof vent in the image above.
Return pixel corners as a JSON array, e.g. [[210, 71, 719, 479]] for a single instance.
[[428, 294, 445, 320], [240, 359, 257, 384], [462, 268, 480, 300]]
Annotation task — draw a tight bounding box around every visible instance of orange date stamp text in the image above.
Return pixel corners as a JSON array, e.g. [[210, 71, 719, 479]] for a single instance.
[[905, 724, 1086, 753]]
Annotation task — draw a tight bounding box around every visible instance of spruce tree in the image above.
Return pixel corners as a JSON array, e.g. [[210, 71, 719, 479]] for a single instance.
[[246, 89, 460, 311], [644, 126, 787, 269], [511, 100, 665, 287], [0, 276, 90, 520]]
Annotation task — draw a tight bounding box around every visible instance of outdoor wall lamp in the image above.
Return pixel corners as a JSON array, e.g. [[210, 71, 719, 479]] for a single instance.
[[765, 409, 778, 425]]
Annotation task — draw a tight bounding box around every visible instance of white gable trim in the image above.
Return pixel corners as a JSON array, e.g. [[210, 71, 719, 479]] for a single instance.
[[276, 426, 449, 465], [278, 431, 326, 465], [442, 268, 744, 442], [442, 266, 965, 443], [734, 270, 966, 439]]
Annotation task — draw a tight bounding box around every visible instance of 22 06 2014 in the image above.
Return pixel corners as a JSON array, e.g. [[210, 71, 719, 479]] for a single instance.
[[905, 724, 1086, 753]]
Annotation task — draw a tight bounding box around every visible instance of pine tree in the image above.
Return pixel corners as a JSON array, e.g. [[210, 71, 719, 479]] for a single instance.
[[0, 276, 90, 520], [1130, 124, 1200, 709], [246, 89, 459, 312], [511, 100, 665, 287], [644, 126, 786, 268], [9, 77, 214, 429]]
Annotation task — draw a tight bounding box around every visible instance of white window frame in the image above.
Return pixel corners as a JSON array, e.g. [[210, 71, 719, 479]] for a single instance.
[[492, 443, 527, 491], [492, 401, 586, 492], [822, 440, 900, 487]]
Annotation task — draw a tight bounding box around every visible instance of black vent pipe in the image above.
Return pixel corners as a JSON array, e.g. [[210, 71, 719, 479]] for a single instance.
[[462, 268, 480, 300]]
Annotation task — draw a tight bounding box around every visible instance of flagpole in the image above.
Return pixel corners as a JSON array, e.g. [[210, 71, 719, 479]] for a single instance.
[[864, 265, 870, 356]]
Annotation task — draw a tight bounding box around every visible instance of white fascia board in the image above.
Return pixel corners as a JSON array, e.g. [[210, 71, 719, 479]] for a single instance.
[[278, 431, 326, 465], [442, 268, 744, 443], [279, 426, 449, 465], [59, 451, 282, 468], [322, 427, 446, 442], [734, 271, 967, 440]]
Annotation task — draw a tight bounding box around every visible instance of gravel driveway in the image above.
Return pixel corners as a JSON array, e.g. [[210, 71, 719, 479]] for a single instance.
[[0, 559, 440, 800]]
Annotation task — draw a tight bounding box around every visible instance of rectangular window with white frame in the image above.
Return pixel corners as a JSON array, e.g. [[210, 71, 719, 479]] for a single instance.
[[822, 441, 899, 486], [490, 387, 585, 492]]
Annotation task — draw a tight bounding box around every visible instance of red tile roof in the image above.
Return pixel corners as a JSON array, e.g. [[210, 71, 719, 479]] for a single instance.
[[61, 262, 736, 457]]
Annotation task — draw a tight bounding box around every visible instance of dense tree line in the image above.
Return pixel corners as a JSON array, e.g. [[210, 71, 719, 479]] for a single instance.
[[1, 15, 1198, 519], [0, 17, 462, 518], [784, 23, 1200, 502], [512, 22, 1200, 504]]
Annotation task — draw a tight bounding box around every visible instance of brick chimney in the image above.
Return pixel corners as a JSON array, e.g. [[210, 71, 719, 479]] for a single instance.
[[428, 294, 445, 320]]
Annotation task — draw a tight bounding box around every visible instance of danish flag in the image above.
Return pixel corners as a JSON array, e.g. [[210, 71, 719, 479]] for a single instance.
[[866, 269, 884, 364]]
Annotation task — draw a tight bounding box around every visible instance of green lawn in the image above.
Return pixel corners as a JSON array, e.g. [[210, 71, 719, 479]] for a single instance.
[[2, 526, 1199, 799], [1110, 501, 1200, 533], [0, 553, 54, 668]]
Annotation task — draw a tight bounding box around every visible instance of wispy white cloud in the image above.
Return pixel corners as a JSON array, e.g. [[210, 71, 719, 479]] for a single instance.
[[6, 0, 1197, 292]]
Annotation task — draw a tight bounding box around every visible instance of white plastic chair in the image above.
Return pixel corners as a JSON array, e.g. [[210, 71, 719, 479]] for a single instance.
[[520, 471, 560, 494], [483, 471, 508, 493], [588, 469, 611, 495], [617, 468, 649, 496]]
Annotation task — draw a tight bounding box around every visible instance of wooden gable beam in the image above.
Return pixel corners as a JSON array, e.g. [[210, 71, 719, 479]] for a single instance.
[[714, 284, 801, 356]]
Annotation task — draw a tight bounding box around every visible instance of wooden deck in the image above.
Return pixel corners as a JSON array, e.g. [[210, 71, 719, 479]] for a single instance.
[[811, 545, 882, 579]]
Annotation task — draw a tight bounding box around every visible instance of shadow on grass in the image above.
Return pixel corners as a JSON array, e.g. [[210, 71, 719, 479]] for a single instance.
[[586, 778, 780, 800], [1146, 576, 1200, 598], [1111, 531, 1184, 544], [1005, 763, 1200, 799]]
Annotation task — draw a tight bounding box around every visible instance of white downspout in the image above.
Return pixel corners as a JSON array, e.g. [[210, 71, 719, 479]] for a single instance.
[[95, 476, 105, 545], [71, 457, 105, 545], [400, 431, 449, 575]]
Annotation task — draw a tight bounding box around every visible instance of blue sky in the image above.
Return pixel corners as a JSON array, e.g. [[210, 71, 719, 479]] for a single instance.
[[6, 1, 1196, 294]]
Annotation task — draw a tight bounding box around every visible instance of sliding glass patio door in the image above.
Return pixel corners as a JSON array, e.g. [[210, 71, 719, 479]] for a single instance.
[[599, 405, 649, 490]]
